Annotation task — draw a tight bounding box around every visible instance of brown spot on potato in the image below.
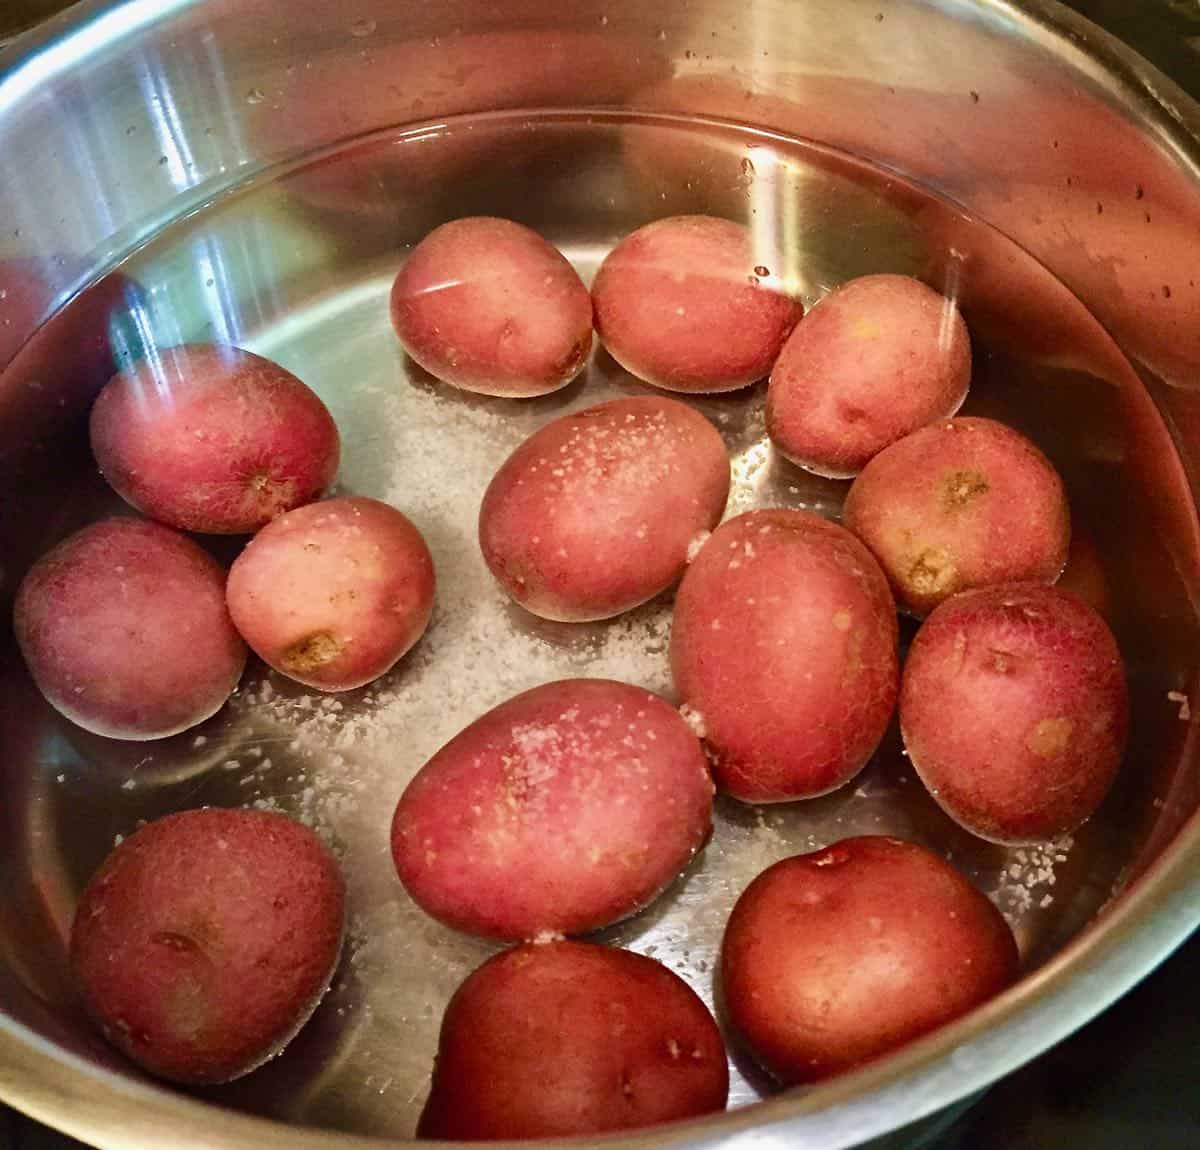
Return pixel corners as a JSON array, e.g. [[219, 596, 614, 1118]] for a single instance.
[[987, 648, 1018, 675], [280, 631, 342, 673], [1026, 716, 1074, 758], [907, 547, 957, 597], [941, 469, 989, 511]]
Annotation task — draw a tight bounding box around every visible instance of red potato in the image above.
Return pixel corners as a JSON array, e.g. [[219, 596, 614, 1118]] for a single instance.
[[391, 679, 713, 940], [479, 396, 730, 621], [13, 518, 246, 740], [901, 584, 1128, 844], [843, 418, 1071, 617], [389, 217, 593, 398], [766, 274, 971, 477], [90, 344, 340, 535], [591, 215, 802, 393], [721, 836, 1018, 1084], [70, 808, 345, 1085], [671, 509, 898, 803], [418, 940, 728, 1140], [226, 496, 435, 692]]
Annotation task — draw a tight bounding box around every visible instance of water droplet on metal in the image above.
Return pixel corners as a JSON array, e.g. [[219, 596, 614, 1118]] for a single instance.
[[350, 17, 376, 37], [754, 265, 770, 277], [246, 87, 265, 104], [740, 157, 756, 177]]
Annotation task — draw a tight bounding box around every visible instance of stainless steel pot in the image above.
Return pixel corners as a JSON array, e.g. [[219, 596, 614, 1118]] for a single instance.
[[1, 2, 1199, 1148]]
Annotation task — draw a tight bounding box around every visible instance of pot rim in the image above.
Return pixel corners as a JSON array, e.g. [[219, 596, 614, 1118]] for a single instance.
[[0, 1, 1198, 1147]]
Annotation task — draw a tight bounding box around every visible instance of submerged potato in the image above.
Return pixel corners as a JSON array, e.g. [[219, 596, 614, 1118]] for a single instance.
[[900, 583, 1129, 844], [671, 509, 899, 802], [13, 518, 246, 740], [89, 343, 340, 534], [843, 417, 1071, 616], [592, 215, 801, 393], [419, 941, 729, 1140], [391, 679, 714, 940], [479, 395, 730, 621], [721, 836, 1018, 1084], [71, 808, 345, 1085], [389, 216, 593, 398], [766, 274, 970, 477], [226, 496, 435, 692]]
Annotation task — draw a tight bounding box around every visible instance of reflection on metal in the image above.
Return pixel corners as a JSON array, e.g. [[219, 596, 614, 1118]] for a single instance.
[[0, 0, 193, 109]]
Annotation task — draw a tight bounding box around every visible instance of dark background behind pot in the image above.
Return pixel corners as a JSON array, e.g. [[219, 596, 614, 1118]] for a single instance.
[[0, 2, 1196, 1148]]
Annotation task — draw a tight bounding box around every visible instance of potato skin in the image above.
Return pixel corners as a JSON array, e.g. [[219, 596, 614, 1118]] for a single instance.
[[900, 583, 1128, 844], [89, 344, 340, 535], [389, 216, 593, 398], [226, 496, 435, 692], [391, 679, 713, 940], [13, 518, 246, 740], [70, 808, 345, 1085], [670, 509, 899, 802], [766, 274, 970, 477], [592, 215, 802, 393], [721, 836, 1018, 1085], [479, 396, 730, 621], [843, 418, 1070, 616], [418, 940, 728, 1139]]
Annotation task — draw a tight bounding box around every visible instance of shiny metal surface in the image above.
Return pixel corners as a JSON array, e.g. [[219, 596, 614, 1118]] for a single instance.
[[0, 2, 1199, 1149]]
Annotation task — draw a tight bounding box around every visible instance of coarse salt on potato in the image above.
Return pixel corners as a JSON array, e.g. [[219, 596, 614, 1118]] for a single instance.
[[479, 395, 729, 621], [671, 509, 899, 802], [391, 679, 713, 940]]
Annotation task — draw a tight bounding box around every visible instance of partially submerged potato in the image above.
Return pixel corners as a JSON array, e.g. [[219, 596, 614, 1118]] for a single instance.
[[766, 274, 970, 477], [71, 808, 345, 1085], [390, 216, 593, 398], [721, 836, 1018, 1084], [843, 417, 1071, 616], [900, 583, 1129, 844], [226, 496, 435, 692], [418, 940, 728, 1139], [592, 215, 801, 393], [671, 509, 899, 802], [391, 679, 713, 940], [479, 395, 730, 621], [14, 518, 246, 740], [90, 343, 340, 534]]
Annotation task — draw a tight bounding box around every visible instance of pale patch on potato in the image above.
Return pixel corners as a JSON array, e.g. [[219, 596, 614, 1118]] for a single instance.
[[1026, 716, 1074, 759]]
